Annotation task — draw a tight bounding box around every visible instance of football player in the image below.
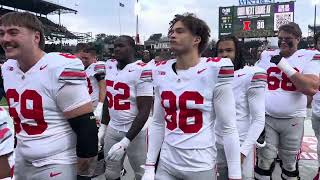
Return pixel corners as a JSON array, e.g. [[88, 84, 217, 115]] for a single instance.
[[141, 13, 241, 180], [101, 35, 153, 180], [0, 12, 98, 180], [255, 22, 320, 179], [215, 35, 266, 179]]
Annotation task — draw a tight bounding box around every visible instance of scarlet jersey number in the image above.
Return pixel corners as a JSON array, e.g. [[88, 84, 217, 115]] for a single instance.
[[86, 78, 93, 94], [267, 67, 299, 91], [106, 80, 130, 110], [6, 89, 47, 135], [161, 91, 204, 133]]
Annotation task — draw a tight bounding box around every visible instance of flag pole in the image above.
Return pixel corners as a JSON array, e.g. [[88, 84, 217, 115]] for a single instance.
[[118, 0, 122, 35], [136, 0, 139, 44]]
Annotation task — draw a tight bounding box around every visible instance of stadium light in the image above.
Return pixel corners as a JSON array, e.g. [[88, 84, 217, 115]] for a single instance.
[[134, 1, 141, 16]]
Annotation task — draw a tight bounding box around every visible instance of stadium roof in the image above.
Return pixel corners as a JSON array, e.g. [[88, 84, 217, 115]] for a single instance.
[[0, 0, 77, 15]]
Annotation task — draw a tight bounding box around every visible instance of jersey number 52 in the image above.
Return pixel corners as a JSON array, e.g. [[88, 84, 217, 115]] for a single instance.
[[106, 80, 130, 110]]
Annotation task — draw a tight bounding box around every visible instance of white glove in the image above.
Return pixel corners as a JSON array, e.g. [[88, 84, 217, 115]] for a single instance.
[[107, 137, 130, 161], [94, 102, 103, 122], [98, 124, 107, 147], [141, 165, 155, 180]]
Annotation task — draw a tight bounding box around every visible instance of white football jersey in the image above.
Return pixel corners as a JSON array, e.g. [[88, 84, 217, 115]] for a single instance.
[[85, 61, 106, 108], [105, 59, 153, 132], [152, 57, 234, 149], [232, 66, 266, 141], [0, 107, 14, 168], [1, 53, 87, 166], [258, 49, 320, 118]]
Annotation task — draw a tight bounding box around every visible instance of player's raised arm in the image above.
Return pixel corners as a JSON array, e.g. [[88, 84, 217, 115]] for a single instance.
[[270, 53, 319, 96]]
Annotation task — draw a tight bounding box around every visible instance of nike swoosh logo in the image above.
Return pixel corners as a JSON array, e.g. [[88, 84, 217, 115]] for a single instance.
[[40, 64, 48, 70], [238, 74, 246, 77], [197, 68, 207, 74], [291, 123, 298, 127], [50, 172, 62, 177], [128, 70, 134, 72], [298, 55, 304, 58]]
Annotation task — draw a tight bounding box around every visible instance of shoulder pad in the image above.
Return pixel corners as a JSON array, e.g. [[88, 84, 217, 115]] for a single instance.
[[135, 61, 147, 67], [206, 57, 233, 67], [155, 60, 168, 67]]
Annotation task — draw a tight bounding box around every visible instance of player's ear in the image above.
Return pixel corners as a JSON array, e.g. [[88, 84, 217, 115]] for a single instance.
[[34, 31, 41, 47], [194, 36, 201, 44]]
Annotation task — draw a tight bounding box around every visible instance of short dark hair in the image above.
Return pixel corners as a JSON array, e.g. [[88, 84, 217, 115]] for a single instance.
[[314, 32, 320, 45], [169, 13, 210, 54], [0, 12, 45, 50], [278, 22, 302, 38], [215, 35, 245, 71], [75, 43, 88, 53], [118, 35, 135, 49], [75, 43, 96, 56]]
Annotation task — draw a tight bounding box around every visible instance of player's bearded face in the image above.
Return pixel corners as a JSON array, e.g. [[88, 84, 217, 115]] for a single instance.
[[217, 40, 236, 62], [169, 21, 196, 55], [0, 25, 37, 60], [278, 31, 299, 57]]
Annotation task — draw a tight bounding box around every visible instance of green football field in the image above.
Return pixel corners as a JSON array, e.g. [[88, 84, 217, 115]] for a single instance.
[[0, 97, 7, 106]]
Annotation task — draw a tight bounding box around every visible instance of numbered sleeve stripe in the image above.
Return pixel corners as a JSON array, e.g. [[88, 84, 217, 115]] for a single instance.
[[313, 55, 320, 60], [252, 73, 267, 82], [0, 127, 11, 143], [140, 70, 152, 78], [94, 65, 106, 71], [59, 69, 86, 80], [218, 66, 234, 78]]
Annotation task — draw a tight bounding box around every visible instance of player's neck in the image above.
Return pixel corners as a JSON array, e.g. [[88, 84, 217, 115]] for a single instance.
[[117, 57, 133, 70], [176, 50, 200, 70], [282, 49, 297, 58], [18, 49, 45, 73]]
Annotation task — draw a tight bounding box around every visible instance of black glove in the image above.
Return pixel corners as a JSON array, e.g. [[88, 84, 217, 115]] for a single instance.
[[270, 55, 283, 65]]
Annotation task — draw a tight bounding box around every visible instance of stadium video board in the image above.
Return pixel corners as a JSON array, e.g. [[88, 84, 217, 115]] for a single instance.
[[219, 1, 294, 38]]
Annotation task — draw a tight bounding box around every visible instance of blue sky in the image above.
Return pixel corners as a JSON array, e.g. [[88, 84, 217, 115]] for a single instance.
[[48, 0, 319, 41]]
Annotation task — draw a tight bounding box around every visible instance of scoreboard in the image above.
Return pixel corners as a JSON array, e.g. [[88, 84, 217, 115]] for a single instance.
[[219, 1, 294, 38]]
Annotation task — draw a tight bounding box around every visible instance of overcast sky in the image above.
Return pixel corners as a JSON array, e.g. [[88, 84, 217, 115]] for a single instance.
[[47, 0, 319, 42]]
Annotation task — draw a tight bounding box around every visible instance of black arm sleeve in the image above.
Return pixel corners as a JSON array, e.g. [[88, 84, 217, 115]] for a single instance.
[[68, 112, 98, 158], [94, 73, 105, 82], [101, 96, 110, 125]]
